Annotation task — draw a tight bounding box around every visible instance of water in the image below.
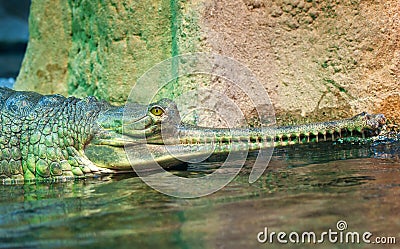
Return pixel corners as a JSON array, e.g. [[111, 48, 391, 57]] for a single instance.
[[0, 78, 14, 89], [0, 143, 399, 249]]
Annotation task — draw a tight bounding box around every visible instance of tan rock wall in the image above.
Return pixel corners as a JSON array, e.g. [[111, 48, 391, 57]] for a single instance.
[[16, 0, 71, 95], [199, 0, 399, 123]]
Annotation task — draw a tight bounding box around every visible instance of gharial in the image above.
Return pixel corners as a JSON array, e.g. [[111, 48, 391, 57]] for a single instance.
[[0, 87, 388, 184]]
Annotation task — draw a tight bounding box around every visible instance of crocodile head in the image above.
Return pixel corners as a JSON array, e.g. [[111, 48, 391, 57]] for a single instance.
[[85, 98, 185, 170]]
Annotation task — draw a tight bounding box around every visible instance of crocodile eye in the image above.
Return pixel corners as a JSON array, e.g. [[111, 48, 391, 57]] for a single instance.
[[150, 106, 165, 116]]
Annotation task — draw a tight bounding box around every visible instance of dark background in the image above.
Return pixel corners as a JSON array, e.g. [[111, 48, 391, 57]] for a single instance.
[[0, 0, 30, 82]]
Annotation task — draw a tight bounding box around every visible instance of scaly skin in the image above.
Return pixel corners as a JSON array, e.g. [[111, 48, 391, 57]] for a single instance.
[[0, 87, 387, 184]]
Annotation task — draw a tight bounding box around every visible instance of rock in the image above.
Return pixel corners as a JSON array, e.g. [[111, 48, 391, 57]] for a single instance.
[[14, 0, 400, 125]]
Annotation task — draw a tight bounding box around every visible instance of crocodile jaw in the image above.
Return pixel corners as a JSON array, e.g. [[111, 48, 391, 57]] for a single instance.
[[85, 112, 387, 171]]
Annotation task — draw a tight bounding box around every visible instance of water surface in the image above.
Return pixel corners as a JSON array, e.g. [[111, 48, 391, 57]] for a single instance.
[[0, 143, 399, 249]]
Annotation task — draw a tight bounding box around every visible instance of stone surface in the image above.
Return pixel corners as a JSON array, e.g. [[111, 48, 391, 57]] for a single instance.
[[200, 0, 400, 124], [16, 0, 180, 104], [15, 0, 400, 124], [15, 0, 71, 94]]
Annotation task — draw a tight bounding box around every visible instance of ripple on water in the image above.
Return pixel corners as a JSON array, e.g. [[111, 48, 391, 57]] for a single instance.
[[0, 143, 399, 249]]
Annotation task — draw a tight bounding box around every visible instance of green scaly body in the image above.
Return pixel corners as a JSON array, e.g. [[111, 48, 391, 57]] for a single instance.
[[0, 87, 387, 184]]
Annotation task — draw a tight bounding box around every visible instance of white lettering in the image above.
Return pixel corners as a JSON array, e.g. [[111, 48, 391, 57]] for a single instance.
[[257, 227, 268, 243], [277, 232, 287, 244], [362, 232, 372, 243]]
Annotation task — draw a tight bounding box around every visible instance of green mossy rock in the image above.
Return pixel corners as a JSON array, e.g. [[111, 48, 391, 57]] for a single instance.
[[16, 0, 203, 105]]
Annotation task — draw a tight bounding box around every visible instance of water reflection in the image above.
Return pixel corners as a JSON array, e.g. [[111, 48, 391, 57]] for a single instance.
[[0, 142, 399, 249]]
